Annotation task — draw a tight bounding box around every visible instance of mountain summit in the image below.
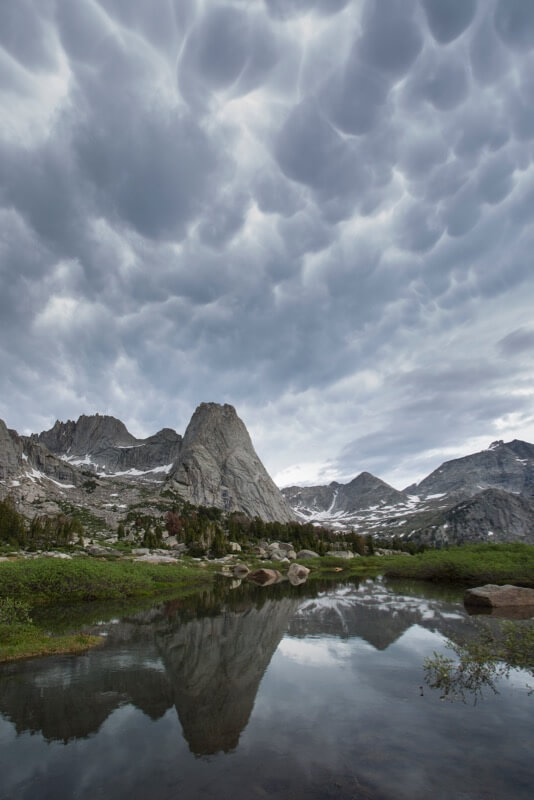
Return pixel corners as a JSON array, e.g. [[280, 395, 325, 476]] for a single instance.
[[168, 403, 295, 522]]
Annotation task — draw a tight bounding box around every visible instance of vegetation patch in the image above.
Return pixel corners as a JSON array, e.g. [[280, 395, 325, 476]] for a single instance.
[[0, 623, 101, 663], [0, 557, 215, 605], [424, 619, 534, 701], [382, 543, 534, 587]]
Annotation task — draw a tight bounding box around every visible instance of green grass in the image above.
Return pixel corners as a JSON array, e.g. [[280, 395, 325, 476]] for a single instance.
[[0, 623, 102, 662], [0, 557, 216, 605], [382, 543, 534, 587], [265, 544, 534, 587]]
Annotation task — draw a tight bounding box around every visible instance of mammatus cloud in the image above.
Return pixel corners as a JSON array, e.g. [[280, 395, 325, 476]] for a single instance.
[[0, 0, 533, 489]]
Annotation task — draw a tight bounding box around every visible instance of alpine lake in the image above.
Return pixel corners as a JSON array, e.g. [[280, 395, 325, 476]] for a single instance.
[[0, 575, 532, 800]]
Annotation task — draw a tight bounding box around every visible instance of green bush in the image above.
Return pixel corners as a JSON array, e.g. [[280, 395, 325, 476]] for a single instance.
[[0, 597, 32, 626]]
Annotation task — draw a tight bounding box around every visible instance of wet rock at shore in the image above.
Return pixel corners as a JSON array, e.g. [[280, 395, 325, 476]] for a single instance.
[[247, 568, 282, 586], [464, 584, 534, 609], [287, 563, 310, 586]]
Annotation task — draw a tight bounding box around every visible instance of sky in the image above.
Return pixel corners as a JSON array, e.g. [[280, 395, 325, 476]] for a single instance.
[[1, 0, 534, 491]]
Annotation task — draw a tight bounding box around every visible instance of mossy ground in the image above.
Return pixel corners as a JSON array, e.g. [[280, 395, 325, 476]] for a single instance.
[[0, 624, 102, 662]]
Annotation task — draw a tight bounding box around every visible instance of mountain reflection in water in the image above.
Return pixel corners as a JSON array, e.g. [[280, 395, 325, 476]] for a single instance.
[[0, 578, 532, 800]]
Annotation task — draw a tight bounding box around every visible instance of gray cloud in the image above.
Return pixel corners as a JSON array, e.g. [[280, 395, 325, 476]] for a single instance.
[[0, 0, 533, 488], [421, 0, 477, 45]]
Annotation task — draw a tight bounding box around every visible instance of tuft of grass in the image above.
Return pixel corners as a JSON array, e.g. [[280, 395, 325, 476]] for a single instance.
[[0, 623, 101, 662]]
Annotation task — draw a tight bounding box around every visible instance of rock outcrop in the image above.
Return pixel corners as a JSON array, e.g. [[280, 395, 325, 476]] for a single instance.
[[168, 403, 296, 522], [0, 420, 21, 480], [411, 488, 534, 546]]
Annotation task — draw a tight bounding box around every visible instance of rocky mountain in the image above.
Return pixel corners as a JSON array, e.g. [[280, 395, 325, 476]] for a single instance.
[[409, 488, 534, 547], [0, 403, 295, 524], [36, 415, 182, 478], [0, 419, 82, 489], [283, 472, 406, 525], [406, 439, 534, 500], [282, 439, 534, 545], [168, 403, 296, 522]]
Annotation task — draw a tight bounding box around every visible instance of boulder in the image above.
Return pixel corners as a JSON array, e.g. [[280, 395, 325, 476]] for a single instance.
[[286, 549, 297, 560], [296, 549, 320, 559], [270, 550, 287, 561], [325, 550, 355, 559], [228, 541, 242, 552], [233, 563, 250, 578], [247, 568, 282, 586], [86, 544, 113, 557], [42, 552, 72, 560], [287, 563, 310, 585], [135, 554, 178, 564], [464, 584, 534, 608], [276, 542, 295, 553]]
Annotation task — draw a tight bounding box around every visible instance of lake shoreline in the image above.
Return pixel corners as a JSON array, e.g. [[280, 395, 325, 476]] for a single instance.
[[1, 543, 533, 663]]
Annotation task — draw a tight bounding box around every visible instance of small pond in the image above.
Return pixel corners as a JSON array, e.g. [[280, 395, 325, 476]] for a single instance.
[[0, 577, 532, 799]]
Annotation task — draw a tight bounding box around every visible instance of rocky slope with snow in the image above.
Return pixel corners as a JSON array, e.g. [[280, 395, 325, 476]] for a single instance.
[[282, 440, 534, 545], [36, 415, 182, 478]]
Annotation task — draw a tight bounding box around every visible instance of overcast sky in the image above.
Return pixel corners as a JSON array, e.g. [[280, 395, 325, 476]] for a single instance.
[[1, 0, 533, 490]]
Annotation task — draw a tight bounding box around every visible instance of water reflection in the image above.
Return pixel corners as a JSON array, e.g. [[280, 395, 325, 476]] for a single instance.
[[0, 578, 532, 800]]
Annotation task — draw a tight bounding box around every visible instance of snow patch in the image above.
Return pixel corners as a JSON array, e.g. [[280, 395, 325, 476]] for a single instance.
[[100, 463, 174, 478]]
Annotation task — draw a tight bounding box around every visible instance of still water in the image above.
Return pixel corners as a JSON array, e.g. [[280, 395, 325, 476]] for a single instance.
[[0, 577, 532, 800]]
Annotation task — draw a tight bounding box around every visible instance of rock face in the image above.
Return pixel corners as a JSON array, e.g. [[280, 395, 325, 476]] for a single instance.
[[0, 418, 81, 488], [36, 415, 182, 477], [38, 414, 136, 454], [0, 420, 21, 480], [464, 584, 534, 608], [168, 403, 296, 522], [411, 489, 534, 546], [409, 439, 534, 499]]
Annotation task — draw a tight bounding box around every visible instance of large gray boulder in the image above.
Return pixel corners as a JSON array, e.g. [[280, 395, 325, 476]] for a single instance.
[[464, 584, 534, 608], [167, 403, 296, 522]]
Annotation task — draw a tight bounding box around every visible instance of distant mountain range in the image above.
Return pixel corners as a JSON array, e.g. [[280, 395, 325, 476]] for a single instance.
[[1, 406, 533, 545], [281, 439, 534, 545]]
